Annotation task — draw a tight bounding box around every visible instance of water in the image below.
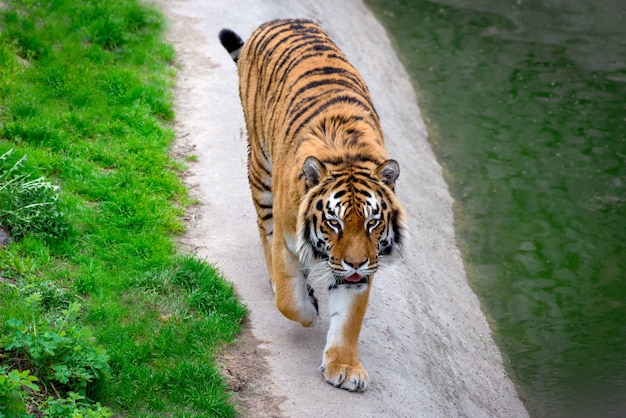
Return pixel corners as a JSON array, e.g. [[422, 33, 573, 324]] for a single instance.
[[367, 1, 626, 416]]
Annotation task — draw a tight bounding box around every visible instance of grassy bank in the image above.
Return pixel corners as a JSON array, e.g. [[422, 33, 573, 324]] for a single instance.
[[0, 0, 245, 416]]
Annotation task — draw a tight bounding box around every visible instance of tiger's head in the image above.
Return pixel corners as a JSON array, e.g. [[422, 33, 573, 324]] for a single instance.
[[297, 156, 406, 288]]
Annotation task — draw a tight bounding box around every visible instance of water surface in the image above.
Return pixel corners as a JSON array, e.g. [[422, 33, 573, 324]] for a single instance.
[[367, 1, 626, 416]]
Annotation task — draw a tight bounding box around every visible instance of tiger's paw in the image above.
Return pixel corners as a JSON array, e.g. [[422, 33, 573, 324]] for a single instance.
[[320, 360, 369, 392], [298, 299, 319, 327], [275, 291, 318, 327]]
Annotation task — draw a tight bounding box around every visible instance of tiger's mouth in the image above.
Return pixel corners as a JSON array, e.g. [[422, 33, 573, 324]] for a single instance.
[[345, 273, 362, 282], [330, 274, 369, 288]]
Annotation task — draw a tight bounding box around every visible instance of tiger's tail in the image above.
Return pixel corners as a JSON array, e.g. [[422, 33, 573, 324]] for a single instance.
[[218, 28, 244, 62]]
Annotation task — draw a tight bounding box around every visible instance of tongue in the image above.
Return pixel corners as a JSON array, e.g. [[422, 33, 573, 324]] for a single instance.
[[345, 273, 362, 283]]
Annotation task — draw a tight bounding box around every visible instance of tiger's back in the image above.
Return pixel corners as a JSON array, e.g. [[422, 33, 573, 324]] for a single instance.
[[232, 19, 390, 231], [219, 19, 406, 392], [238, 18, 383, 152]]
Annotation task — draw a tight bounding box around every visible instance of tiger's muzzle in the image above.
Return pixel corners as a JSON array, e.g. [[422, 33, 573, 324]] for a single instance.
[[329, 274, 370, 289]]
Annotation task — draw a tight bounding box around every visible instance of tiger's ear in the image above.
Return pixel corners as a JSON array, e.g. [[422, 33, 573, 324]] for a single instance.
[[375, 159, 400, 188], [302, 156, 326, 188]]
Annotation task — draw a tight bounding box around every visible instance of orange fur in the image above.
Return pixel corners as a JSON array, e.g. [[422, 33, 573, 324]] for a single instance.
[[219, 19, 406, 391]]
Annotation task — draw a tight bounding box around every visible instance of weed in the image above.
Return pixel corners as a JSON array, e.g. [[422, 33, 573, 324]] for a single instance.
[[0, 149, 68, 240], [0, 368, 39, 416], [3, 300, 110, 394], [42, 392, 112, 418], [1, 290, 111, 415]]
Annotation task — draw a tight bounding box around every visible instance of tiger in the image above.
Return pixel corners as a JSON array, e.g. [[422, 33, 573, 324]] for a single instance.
[[218, 18, 406, 392]]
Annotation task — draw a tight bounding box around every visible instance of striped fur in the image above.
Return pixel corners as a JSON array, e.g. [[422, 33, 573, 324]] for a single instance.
[[219, 19, 406, 392]]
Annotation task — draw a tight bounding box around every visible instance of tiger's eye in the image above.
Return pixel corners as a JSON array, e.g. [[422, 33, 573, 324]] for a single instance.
[[327, 219, 340, 229], [366, 219, 380, 230]]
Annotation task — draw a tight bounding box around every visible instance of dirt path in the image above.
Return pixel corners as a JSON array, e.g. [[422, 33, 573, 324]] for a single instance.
[[157, 1, 529, 416]]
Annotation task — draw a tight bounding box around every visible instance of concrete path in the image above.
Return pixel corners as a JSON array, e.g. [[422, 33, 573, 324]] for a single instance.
[[157, 1, 529, 416]]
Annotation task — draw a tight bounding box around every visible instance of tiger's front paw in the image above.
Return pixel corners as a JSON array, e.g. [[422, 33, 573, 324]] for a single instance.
[[294, 284, 319, 327], [320, 360, 369, 392], [299, 300, 319, 327], [276, 291, 319, 327]]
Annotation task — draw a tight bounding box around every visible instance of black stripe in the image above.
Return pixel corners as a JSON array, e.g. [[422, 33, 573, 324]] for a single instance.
[[261, 32, 320, 69], [290, 95, 376, 153], [267, 40, 326, 97], [320, 154, 382, 167], [286, 91, 373, 143], [302, 218, 312, 245], [287, 87, 344, 120], [262, 39, 332, 104], [259, 212, 273, 221], [286, 71, 369, 114], [266, 51, 328, 117], [256, 20, 323, 66], [248, 169, 271, 192], [250, 154, 271, 177], [285, 78, 368, 122]]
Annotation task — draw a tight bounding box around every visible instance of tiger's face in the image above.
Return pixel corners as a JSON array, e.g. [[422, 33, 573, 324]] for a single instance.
[[297, 157, 405, 287]]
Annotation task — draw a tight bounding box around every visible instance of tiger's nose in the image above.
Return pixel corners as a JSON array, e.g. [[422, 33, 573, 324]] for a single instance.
[[345, 258, 368, 269]]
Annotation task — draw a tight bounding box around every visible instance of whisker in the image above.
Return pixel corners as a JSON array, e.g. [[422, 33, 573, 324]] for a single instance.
[[304, 261, 334, 289]]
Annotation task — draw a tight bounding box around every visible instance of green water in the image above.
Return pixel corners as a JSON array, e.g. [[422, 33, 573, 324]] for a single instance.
[[367, 0, 626, 416]]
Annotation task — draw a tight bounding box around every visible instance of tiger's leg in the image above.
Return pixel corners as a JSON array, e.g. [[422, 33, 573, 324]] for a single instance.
[[247, 146, 275, 289], [271, 236, 319, 327], [320, 280, 372, 392], [256, 223, 274, 290]]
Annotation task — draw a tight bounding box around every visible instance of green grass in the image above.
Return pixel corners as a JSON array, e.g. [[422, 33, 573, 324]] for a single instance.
[[0, 0, 246, 416]]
